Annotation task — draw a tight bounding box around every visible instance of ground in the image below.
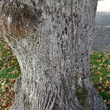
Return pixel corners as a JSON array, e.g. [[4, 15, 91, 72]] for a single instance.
[[92, 0, 110, 53]]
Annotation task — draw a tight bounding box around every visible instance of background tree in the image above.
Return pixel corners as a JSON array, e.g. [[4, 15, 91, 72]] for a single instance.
[[0, 0, 107, 110]]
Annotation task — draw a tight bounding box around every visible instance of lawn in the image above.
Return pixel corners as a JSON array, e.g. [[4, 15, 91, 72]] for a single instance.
[[0, 37, 20, 110], [91, 51, 110, 109], [0, 37, 110, 109]]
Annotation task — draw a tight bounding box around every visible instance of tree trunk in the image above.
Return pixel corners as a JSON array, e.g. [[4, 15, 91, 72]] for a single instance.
[[0, 0, 107, 110]]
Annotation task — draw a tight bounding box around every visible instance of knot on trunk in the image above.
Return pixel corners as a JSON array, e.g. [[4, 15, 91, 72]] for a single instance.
[[0, 0, 42, 37]]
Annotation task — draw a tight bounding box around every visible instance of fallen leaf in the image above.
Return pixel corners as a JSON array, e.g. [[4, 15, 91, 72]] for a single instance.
[[107, 100, 110, 105], [106, 81, 110, 86], [11, 60, 14, 64], [99, 77, 102, 81], [2, 100, 8, 107], [107, 91, 110, 96], [107, 75, 110, 78], [95, 71, 100, 75], [107, 65, 110, 69]]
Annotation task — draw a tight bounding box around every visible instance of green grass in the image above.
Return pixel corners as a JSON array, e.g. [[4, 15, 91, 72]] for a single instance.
[[0, 38, 20, 81], [90, 51, 110, 109], [0, 37, 110, 109], [0, 37, 21, 109]]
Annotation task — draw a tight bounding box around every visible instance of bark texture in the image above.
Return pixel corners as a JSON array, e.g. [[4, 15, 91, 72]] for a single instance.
[[0, 0, 107, 110]]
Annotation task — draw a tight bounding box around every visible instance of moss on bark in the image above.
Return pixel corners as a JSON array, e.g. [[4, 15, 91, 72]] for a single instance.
[[74, 73, 89, 110]]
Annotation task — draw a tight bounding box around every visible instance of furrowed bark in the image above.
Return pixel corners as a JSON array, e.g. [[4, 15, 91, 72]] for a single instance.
[[0, 0, 107, 110]]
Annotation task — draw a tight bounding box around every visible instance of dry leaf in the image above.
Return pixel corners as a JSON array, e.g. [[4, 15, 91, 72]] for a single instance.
[[99, 77, 102, 81], [107, 91, 110, 96], [106, 81, 110, 86], [107, 65, 110, 69], [2, 100, 8, 107], [107, 100, 110, 105]]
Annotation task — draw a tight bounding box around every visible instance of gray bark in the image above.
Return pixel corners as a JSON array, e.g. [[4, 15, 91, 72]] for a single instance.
[[0, 0, 107, 110]]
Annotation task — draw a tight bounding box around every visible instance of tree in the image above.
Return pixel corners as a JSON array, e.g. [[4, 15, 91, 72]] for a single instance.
[[0, 0, 107, 110]]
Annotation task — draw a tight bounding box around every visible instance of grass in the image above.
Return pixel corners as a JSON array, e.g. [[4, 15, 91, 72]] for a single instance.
[[0, 37, 110, 109], [90, 51, 110, 109], [0, 37, 21, 110]]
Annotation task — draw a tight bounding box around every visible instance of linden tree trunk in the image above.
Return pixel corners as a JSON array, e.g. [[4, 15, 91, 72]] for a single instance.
[[0, 0, 107, 110]]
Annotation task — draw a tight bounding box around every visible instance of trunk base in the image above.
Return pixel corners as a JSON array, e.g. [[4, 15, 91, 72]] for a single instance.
[[10, 77, 107, 110]]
